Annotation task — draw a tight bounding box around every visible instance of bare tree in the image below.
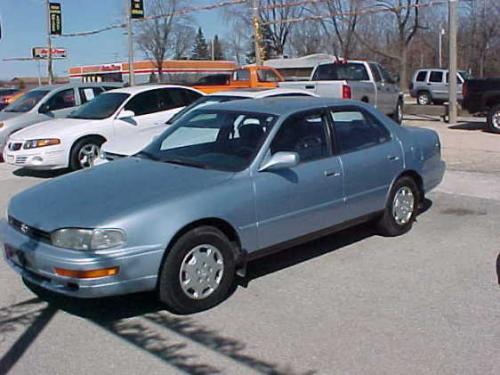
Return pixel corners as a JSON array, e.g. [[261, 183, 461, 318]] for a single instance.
[[136, 0, 193, 81], [288, 21, 332, 56], [355, 0, 423, 88], [258, 0, 302, 57]]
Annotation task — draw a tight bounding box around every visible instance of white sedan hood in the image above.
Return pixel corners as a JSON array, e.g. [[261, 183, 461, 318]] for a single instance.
[[102, 126, 167, 156], [9, 118, 98, 141]]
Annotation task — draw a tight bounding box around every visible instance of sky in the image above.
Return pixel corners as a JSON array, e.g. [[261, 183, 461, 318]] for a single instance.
[[0, 0, 226, 80]]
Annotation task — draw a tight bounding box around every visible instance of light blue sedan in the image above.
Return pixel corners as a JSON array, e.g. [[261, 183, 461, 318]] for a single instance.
[[0, 98, 445, 314]]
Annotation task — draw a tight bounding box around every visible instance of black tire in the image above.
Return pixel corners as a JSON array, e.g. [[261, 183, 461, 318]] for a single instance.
[[392, 99, 404, 124], [377, 176, 419, 237], [487, 104, 500, 134], [158, 226, 236, 314], [417, 91, 431, 105], [69, 136, 104, 171]]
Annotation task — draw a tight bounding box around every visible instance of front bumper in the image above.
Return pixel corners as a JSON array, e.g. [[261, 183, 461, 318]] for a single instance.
[[3, 144, 68, 170], [0, 219, 164, 298]]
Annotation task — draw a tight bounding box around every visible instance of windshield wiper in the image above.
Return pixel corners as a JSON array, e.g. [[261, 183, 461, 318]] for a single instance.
[[163, 158, 208, 169], [135, 150, 160, 161]]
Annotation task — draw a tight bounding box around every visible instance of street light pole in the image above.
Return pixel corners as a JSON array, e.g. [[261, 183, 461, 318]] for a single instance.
[[448, 0, 458, 124], [438, 26, 445, 68], [45, 0, 53, 85], [126, 0, 135, 86]]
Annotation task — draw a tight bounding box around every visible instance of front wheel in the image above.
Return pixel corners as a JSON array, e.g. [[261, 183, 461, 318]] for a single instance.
[[158, 226, 236, 314], [377, 176, 419, 237], [487, 104, 500, 134], [69, 137, 104, 171]]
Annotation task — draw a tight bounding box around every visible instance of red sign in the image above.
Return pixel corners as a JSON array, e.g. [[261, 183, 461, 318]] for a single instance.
[[32, 47, 67, 59]]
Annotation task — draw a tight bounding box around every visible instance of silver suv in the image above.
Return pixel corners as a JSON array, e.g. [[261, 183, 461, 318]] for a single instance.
[[410, 69, 469, 105]]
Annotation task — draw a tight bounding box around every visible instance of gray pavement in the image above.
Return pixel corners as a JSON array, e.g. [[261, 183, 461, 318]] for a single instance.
[[0, 125, 499, 374]]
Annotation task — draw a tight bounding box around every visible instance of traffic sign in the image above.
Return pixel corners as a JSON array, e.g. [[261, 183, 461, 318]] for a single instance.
[[131, 0, 144, 19], [32, 47, 67, 59]]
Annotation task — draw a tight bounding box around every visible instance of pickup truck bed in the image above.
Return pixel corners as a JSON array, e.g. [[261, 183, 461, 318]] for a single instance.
[[462, 79, 500, 133]]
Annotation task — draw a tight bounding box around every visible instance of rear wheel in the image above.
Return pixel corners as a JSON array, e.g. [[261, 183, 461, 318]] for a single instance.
[[392, 99, 404, 124], [487, 104, 500, 134], [417, 91, 431, 105], [69, 137, 104, 171], [377, 176, 419, 236], [158, 226, 236, 314]]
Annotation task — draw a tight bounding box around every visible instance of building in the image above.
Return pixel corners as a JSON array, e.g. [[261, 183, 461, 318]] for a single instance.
[[69, 59, 238, 85], [9, 77, 69, 90]]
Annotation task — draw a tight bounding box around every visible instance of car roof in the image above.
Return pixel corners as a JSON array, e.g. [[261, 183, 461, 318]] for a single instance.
[[109, 84, 203, 95], [202, 97, 356, 116], [30, 82, 121, 92], [211, 88, 315, 98]]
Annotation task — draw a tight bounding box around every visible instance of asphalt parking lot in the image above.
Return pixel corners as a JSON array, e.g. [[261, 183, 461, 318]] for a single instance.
[[0, 116, 499, 375]]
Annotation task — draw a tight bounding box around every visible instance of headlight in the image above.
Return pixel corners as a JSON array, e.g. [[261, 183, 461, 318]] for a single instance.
[[51, 228, 126, 251], [24, 139, 61, 149]]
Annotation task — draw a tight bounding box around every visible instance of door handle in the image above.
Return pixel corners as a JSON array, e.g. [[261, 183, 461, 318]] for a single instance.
[[324, 170, 341, 177], [387, 155, 400, 161], [305, 85, 315, 89]]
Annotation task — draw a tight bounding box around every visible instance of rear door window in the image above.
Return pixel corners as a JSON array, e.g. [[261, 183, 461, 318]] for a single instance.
[[79, 87, 104, 104], [330, 109, 391, 154], [46, 89, 76, 111], [125, 90, 161, 116], [233, 69, 250, 81]]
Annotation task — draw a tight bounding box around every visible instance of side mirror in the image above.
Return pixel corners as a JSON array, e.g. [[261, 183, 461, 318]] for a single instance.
[[39, 103, 51, 114], [259, 151, 300, 172], [117, 109, 135, 120]]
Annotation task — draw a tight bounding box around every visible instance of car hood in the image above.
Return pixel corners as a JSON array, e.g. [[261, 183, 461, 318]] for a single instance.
[[0, 111, 23, 122], [102, 126, 167, 156], [10, 118, 96, 140], [8, 157, 234, 232]]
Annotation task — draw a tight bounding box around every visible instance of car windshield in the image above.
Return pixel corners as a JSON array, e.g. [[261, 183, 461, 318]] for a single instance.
[[4, 90, 49, 112], [142, 109, 277, 172], [459, 70, 472, 81], [166, 95, 246, 124], [68, 92, 130, 120]]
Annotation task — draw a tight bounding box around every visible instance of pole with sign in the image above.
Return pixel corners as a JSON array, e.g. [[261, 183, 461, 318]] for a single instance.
[[127, 0, 144, 86], [46, 1, 62, 85]]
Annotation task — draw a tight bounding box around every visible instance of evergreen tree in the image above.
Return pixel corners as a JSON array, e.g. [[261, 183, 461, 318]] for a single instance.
[[191, 27, 210, 60], [245, 24, 273, 64], [212, 35, 225, 60]]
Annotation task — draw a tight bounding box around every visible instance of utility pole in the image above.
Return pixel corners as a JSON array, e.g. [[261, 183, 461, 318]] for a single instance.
[[126, 0, 135, 86], [252, 0, 262, 65], [45, 0, 53, 85], [448, 0, 458, 124]]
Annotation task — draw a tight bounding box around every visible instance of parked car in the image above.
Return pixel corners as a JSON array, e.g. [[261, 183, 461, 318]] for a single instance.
[[409, 68, 470, 105], [2, 85, 203, 170], [0, 97, 445, 314], [279, 60, 404, 123], [0, 88, 21, 111], [193, 65, 284, 94], [97, 88, 316, 164], [462, 78, 500, 134], [0, 82, 122, 156]]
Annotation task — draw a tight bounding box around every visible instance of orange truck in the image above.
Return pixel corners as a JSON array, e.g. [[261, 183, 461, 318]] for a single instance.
[[193, 65, 284, 94]]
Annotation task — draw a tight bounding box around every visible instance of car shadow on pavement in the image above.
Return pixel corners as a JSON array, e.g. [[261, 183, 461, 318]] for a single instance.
[[20, 287, 313, 375], [241, 198, 432, 287], [13, 168, 70, 179], [448, 122, 487, 132]]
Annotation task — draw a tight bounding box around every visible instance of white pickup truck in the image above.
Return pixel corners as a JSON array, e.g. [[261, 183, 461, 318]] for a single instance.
[[279, 60, 404, 123]]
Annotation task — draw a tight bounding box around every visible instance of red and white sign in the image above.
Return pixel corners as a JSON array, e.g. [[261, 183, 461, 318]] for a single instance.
[[32, 47, 67, 59]]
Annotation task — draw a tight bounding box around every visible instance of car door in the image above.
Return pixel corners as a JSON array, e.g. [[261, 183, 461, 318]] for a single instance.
[[39, 88, 78, 119], [368, 63, 387, 113], [377, 64, 400, 113], [330, 107, 404, 220], [114, 89, 166, 137], [253, 110, 346, 249], [428, 71, 446, 101]]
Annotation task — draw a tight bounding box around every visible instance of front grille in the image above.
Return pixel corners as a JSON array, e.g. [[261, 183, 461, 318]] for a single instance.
[[8, 216, 51, 242], [15, 156, 27, 164], [8, 142, 22, 151]]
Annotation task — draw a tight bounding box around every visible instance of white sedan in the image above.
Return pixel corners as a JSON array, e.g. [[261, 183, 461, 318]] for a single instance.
[[2, 85, 203, 170], [98, 88, 316, 164]]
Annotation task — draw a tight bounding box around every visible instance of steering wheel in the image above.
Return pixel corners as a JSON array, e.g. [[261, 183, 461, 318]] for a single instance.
[[295, 136, 322, 151]]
